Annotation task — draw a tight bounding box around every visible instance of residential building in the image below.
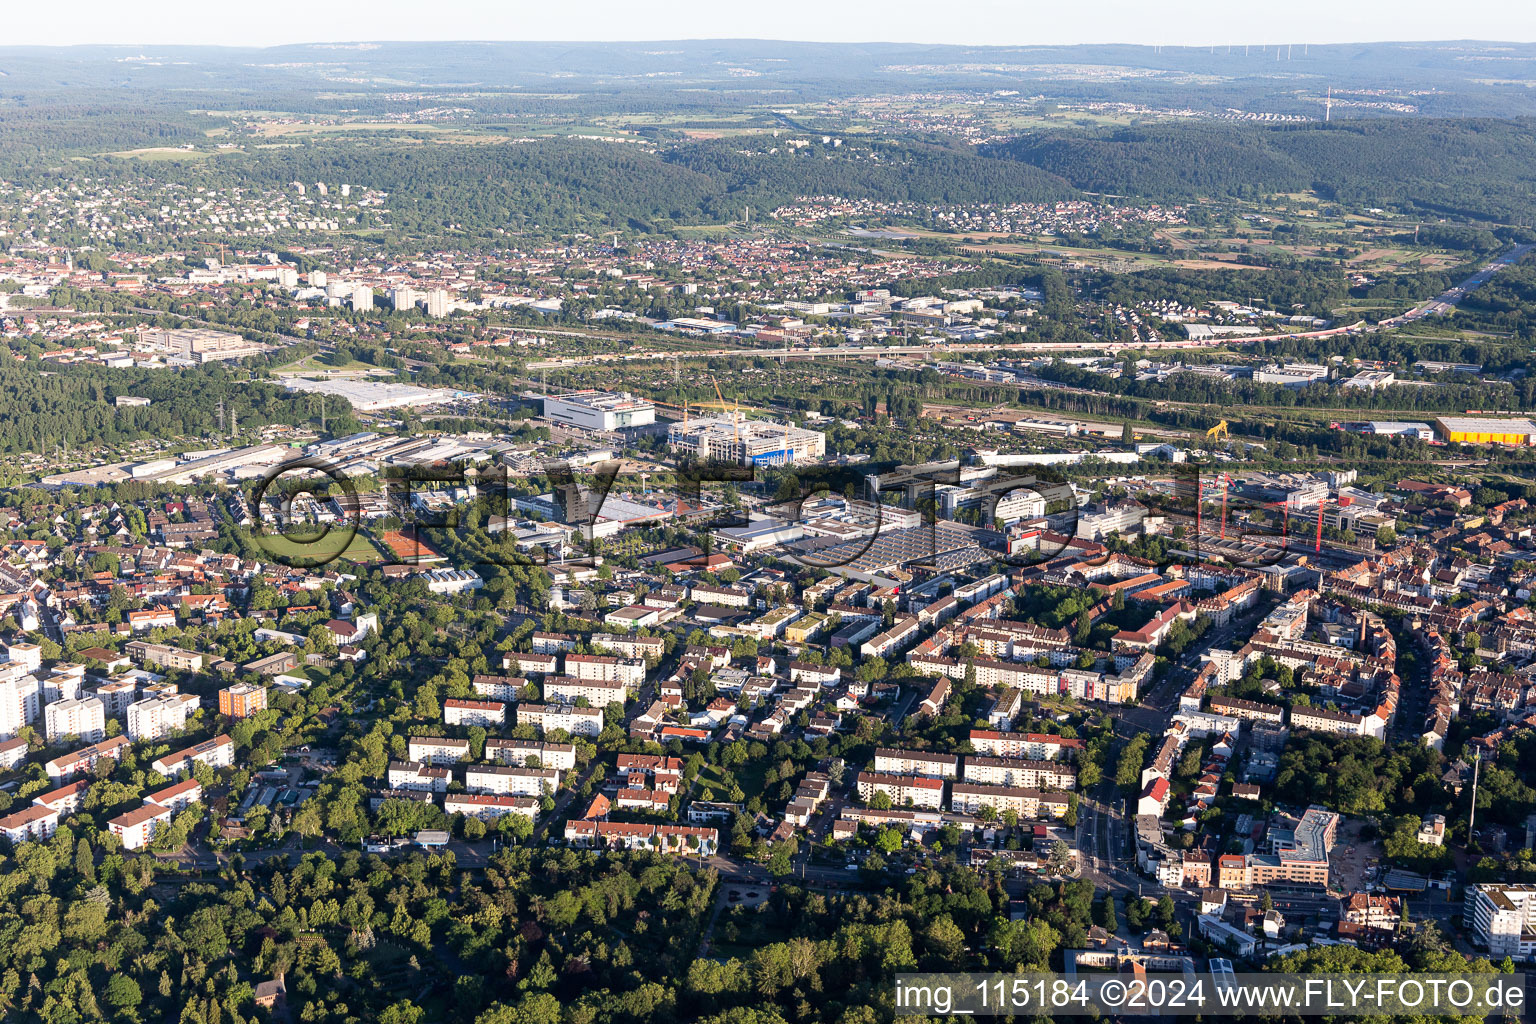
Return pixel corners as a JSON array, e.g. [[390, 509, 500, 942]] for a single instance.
[[218, 683, 267, 718], [44, 697, 106, 743], [149, 735, 234, 777], [443, 698, 506, 728], [406, 737, 472, 765], [109, 803, 174, 850]]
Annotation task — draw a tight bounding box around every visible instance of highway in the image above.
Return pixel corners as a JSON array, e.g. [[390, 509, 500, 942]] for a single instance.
[[1380, 243, 1533, 326]]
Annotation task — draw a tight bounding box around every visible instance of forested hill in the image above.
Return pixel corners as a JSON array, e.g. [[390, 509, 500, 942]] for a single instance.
[[988, 118, 1536, 221], [54, 137, 1073, 236]]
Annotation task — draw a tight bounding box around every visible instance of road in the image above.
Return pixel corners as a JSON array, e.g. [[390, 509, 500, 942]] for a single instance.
[[1381, 243, 1533, 326]]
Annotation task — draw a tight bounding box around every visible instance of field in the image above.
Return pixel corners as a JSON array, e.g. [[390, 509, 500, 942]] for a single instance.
[[243, 528, 383, 565], [106, 147, 217, 161]]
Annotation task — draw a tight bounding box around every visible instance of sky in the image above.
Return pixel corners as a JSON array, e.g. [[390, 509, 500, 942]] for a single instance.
[[7, 0, 1536, 48]]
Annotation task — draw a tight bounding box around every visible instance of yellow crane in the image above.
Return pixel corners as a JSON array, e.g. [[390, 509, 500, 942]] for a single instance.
[[1206, 420, 1229, 442]]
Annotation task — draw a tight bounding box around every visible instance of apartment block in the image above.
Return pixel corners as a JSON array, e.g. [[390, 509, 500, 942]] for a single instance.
[[484, 738, 577, 771], [872, 747, 959, 779], [949, 783, 1070, 820], [44, 697, 106, 743], [126, 693, 199, 741], [856, 771, 944, 810], [387, 760, 451, 793], [406, 736, 472, 765], [967, 730, 1084, 760], [149, 734, 234, 777], [564, 653, 645, 688], [144, 778, 203, 812], [516, 703, 604, 738], [443, 698, 506, 728], [218, 683, 267, 719], [445, 793, 539, 821], [1469, 884, 1536, 960], [542, 676, 627, 707], [46, 736, 131, 780], [464, 764, 560, 797], [962, 756, 1077, 791], [0, 804, 59, 844], [109, 803, 174, 850]]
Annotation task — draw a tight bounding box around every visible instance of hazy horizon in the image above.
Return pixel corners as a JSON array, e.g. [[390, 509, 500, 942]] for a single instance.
[[7, 0, 1536, 49]]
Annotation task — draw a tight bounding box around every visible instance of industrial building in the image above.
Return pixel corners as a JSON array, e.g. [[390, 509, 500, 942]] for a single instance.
[[542, 391, 656, 432], [1435, 417, 1536, 446], [283, 378, 476, 412], [668, 416, 825, 466], [137, 328, 269, 364]]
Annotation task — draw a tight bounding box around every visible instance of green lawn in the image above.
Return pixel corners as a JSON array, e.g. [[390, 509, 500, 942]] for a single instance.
[[244, 528, 382, 565]]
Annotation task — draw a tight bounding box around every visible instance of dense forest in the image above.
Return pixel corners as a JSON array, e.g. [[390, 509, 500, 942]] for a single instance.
[[989, 118, 1536, 221]]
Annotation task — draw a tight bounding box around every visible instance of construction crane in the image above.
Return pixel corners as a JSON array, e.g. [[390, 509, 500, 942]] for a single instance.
[[712, 375, 741, 447], [1205, 420, 1229, 443]]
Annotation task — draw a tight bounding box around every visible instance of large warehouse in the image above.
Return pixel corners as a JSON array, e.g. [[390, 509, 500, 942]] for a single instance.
[[1435, 417, 1536, 445], [543, 391, 656, 432]]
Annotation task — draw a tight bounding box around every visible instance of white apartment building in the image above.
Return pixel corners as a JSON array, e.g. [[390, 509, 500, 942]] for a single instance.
[[472, 675, 526, 702], [504, 652, 558, 676], [962, 756, 1077, 791], [444, 793, 539, 821], [443, 698, 506, 728], [485, 739, 577, 771], [564, 654, 645, 688], [872, 748, 959, 779], [43, 666, 85, 704], [542, 676, 628, 708], [464, 765, 561, 797], [856, 771, 944, 810], [1, 642, 42, 673], [516, 703, 604, 738], [588, 634, 665, 661], [387, 760, 451, 793], [967, 730, 1084, 761], [1470, 884, 1536, 961], [949, 783, 1070, 820], [109, 803, 174, 850], [44, 697, 106, 744], [406, 736, 472, 765], [92, 679, 138, 718], [126, 693, 199, 741], [144, 779, 203, 812], [46, 736, 131, 780], [0, 662, 41, 740], [0, 804, 60, 844], [149, 735, 234, 777]]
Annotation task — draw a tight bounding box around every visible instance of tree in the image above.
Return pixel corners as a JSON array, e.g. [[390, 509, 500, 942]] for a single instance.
[[104, 975, 142, 1014], [74, 837, 94, 883]]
